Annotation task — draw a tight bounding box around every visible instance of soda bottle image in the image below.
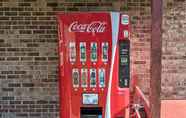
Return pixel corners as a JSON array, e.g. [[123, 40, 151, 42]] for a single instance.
[[80, 42, 86, 62], [102, 42, 108, 62], [99, 69, 105, 88], [90, 69, 96, 87], [91, 42, 97, 62], [81, 69, 87, 88], [69, 42, 76, 62], [72, 69, 79, 88]]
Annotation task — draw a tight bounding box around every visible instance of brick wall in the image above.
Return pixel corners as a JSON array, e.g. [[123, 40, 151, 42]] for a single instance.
[[0, 0, 59, 118], [0, 0, 151, 117], [162, 0, 186, 99], [128, 0, 151, 94]]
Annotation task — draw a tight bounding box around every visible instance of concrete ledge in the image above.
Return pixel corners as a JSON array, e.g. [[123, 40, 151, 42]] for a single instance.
[[161, 100, 186, 118]]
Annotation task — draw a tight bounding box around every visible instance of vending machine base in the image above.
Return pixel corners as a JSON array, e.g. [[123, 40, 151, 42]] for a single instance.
[[81, 107, 102, 118]]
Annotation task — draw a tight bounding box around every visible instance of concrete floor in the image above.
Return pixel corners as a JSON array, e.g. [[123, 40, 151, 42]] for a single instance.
[[161, 100, 186, 118]]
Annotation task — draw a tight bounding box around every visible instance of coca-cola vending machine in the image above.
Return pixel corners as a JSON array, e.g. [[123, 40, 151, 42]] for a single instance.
[[58, 12, 130, 118]]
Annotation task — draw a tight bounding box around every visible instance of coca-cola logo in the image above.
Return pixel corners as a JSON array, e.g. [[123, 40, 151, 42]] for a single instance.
[[69, 21, 106, 33]]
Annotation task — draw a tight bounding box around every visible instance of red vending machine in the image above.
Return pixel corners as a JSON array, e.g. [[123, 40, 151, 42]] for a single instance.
[[58, 12, 130, 118]]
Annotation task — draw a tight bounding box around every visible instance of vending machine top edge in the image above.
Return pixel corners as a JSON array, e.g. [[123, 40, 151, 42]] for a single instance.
[[58, 12, 130, 118]]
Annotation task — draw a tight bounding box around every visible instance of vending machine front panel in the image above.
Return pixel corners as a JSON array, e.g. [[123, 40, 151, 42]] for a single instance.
[[58, 12, 130, 118]]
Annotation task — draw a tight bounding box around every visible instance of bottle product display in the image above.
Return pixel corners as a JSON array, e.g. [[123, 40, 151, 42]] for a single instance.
[[91, 42, 97, 62], [81, 68, 88, 88], [70, 42, 108, 89], [102, 42, 109, 62], [99, 68, 105, 88], [69, 42, 76, 62], [80, 42, 86, 62], [90, 69, 97, 88], [72, 69, 79, 88]]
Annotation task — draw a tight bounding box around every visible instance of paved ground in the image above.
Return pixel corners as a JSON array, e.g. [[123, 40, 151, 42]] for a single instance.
[[161, 100, 186, 118]]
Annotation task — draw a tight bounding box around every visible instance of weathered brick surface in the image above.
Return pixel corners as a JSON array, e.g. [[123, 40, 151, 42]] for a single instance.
[[128, 0, 151, 94], [162, 0, 186, 99], [0, 0, 151, 117], [0, 1, 58, 117]]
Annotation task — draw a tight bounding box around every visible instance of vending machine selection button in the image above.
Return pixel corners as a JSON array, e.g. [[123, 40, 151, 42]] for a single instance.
[[102, 42, 109, 63], [69, 42, 76, 63], [91, 42, 97, 62], [81, 68, 88, 88], [121, 15, 129, 25], [99, 68, 105, 88], [123, 30, 129, 38], [72, 68, 79, 88], [90, 69, 96, 88], [80, 42, 86, 62]]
